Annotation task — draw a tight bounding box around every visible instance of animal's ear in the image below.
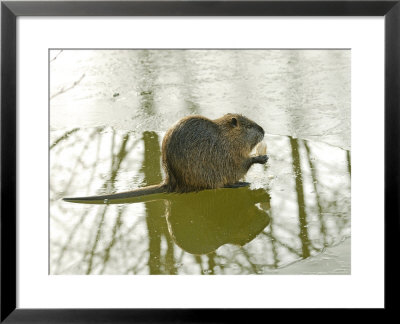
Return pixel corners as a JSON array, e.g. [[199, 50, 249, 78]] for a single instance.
[[231, 117, 238, 127]]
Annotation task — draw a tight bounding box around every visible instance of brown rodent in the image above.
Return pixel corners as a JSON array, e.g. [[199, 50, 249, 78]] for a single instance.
[[162, 113, 267, 192], [63, 113, 268, 203]]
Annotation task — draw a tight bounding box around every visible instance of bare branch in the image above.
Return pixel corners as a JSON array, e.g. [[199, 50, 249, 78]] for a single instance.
[[50, 73, 85, 100]]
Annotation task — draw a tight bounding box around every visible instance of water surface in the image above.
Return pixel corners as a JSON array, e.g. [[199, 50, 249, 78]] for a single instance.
[[50, 49, 351, 275]]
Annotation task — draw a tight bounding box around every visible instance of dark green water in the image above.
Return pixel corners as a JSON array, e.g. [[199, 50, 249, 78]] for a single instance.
[[50, 50, 350, 275]]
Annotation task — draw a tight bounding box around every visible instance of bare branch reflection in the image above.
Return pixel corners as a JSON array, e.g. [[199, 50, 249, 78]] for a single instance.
[[50, 49, 350, 275], [50, 128, 350, 274]]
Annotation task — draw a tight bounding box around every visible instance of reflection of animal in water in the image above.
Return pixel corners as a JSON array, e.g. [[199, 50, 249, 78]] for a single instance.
[[63, 113, 268, 203], [166, 187, 271, 255]]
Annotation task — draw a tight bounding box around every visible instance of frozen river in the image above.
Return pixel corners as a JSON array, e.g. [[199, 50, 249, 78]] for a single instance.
[[50, 49, 351, 275]]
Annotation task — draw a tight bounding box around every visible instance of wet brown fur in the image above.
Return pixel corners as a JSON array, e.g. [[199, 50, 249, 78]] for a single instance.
[[162, 113, 266, 192]]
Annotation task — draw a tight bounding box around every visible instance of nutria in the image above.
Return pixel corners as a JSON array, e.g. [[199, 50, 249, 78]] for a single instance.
[[63, 113, 268, 203]]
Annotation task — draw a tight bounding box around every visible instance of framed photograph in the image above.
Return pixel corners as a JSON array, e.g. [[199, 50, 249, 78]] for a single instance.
[[1, 0, 398, 321]]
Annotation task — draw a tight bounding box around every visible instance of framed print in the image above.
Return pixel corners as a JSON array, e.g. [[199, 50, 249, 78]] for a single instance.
[[1, 0, 399, 322]]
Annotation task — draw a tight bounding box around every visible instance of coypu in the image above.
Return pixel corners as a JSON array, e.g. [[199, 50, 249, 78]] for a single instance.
[[63, 113, 268, 203]]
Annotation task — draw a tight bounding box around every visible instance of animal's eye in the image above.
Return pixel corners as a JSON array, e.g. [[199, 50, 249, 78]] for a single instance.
[[246, 125, 252, 129]]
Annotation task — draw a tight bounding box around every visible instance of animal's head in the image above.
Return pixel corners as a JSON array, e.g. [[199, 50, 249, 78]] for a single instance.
[[222, 113, 265, 151]]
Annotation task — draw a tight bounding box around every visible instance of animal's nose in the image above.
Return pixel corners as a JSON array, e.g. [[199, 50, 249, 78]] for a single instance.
[[258, 125, 265, 136]]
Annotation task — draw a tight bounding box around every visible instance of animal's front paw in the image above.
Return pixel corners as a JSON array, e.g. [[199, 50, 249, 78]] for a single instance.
[[254, 155, 269, 164]]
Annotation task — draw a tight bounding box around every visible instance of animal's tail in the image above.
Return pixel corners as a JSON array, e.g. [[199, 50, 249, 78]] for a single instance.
[[62, 184, 167, 204]]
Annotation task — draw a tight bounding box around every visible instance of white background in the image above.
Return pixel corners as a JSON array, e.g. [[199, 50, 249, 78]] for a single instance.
[[17, 17, 384, 308]]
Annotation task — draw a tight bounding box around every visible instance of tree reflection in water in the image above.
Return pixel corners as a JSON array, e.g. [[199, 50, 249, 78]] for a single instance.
[[50, 128, 350, 274]]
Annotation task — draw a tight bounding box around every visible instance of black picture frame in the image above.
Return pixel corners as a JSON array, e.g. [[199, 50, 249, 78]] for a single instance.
[[1, 0, 398, 322]]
